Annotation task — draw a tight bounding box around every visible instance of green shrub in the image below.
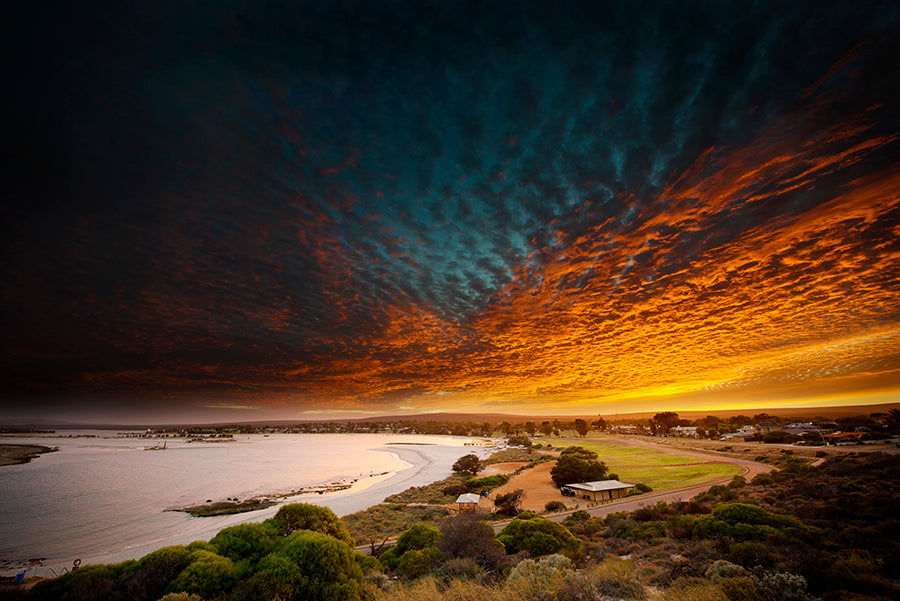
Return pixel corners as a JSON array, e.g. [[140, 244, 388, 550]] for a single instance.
[[396, 523, 442, 553], [496, 513, 580, 556], [465, 475, 507, 491], [544, 501, 567, 512], [693, 515, 732, 539], [611, 519, 641, 539], [28, 560, 138, 601], [637, 520, 667, 540], [564, 509, 591, 523], [185, 540, 216, 553], [267, 503, 354, 545], [247, 530, 363, 601], [167, 550, 237, 599], [210, 522, 276, 568], [713, 502, 770, 525], [232, 554, 298, 601], [397, 547, 442, 579], [727, 542, 776, 569], [380, 523, 442, 573]]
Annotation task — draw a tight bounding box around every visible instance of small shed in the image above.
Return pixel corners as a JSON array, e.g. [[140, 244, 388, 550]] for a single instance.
[[564, 480, 635, 503], [455, 493, 481, 513]]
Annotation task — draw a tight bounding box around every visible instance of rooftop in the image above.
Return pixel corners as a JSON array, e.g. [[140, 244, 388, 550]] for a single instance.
[[456, 493, 481, 504], [565, 479, 635, 492]]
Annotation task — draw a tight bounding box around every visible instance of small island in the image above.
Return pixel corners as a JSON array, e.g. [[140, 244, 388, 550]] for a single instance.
[[168, 476, 379, 516], [172, 498, 278, 517], [0, 444, 58, 467]]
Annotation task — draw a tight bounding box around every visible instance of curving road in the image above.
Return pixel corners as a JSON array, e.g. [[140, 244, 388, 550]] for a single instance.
[[492, 437, 774, 530]]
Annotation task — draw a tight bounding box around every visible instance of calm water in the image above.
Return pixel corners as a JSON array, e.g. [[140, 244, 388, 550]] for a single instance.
[[0, 432, 489, 573]]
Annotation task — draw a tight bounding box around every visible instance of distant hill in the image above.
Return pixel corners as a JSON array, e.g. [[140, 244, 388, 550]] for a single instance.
[[338, 403, 900, 423], [3, 402, 897, 430]]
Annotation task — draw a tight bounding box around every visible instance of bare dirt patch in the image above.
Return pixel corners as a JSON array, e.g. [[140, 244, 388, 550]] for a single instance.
[[480, 461, 530, 475], [490, 461, 571, 512]]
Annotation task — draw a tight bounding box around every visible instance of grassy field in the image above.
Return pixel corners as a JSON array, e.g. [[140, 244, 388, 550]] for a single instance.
[[547, 438, 743, 491], [613, 463, 741, 491]]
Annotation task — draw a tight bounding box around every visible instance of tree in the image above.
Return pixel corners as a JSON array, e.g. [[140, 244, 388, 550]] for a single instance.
[[524, 421, 537, 436], [888, 408, 900, 431], [541, 421, 553, 437], [591, 417, 608, 431], [452, 453, 482, 476], [729, 415, 753, 426], [268, 503, 354, 545], [494, 489, 523, 516], [573, 419, 589, 437], [652, 411, 681, 434], [550, 446, 608, 487]]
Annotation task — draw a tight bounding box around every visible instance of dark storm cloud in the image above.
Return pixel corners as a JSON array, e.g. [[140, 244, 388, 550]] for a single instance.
[[2, 1, 899, 413]]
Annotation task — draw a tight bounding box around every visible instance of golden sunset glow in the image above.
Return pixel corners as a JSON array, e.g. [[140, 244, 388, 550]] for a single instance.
[[2, 3, 898, 422]]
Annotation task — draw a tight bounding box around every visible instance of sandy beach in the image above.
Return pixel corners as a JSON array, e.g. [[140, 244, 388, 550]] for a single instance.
[[2, 438, 488, 578]]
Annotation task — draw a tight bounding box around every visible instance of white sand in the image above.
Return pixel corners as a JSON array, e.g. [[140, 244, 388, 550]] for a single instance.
[[3, 443, 476, 578]]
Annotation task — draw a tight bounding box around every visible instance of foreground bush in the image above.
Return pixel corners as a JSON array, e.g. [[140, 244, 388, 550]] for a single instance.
[[167, 549, 237, 598], [506, 554, 573, 601], [495, 512, 580, 556], [268, 503, 355, 545], [437, 513, 509, 575], [28, 504, 363, 601]]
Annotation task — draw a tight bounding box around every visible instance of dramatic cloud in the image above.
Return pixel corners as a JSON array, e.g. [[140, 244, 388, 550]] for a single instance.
[[2, 1, 898, 420]]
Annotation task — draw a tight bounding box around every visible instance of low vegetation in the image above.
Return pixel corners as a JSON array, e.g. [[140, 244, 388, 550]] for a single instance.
[[26, 503, 363, 601], [17, 445, 899, 601], [343, 504, 450, 551], [171, 499, 276, 517]]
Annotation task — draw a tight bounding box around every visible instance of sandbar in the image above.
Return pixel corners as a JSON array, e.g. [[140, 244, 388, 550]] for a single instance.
[[0, 445, 57, 467]]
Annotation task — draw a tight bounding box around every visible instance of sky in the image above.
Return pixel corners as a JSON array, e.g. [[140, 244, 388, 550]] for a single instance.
[[2, 1, 899, 424]]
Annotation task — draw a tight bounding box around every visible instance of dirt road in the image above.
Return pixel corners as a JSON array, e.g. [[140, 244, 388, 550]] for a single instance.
[[491, 437, 773, 530]]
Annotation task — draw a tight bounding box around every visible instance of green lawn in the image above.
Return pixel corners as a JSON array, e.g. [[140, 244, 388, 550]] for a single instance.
[[546, 438, 743, 491], [613, 463, 741, 491]]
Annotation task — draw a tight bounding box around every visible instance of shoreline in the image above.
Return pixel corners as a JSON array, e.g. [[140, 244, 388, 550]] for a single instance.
[[0, 445, 58, 467], [0, 441, 470, 578]]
